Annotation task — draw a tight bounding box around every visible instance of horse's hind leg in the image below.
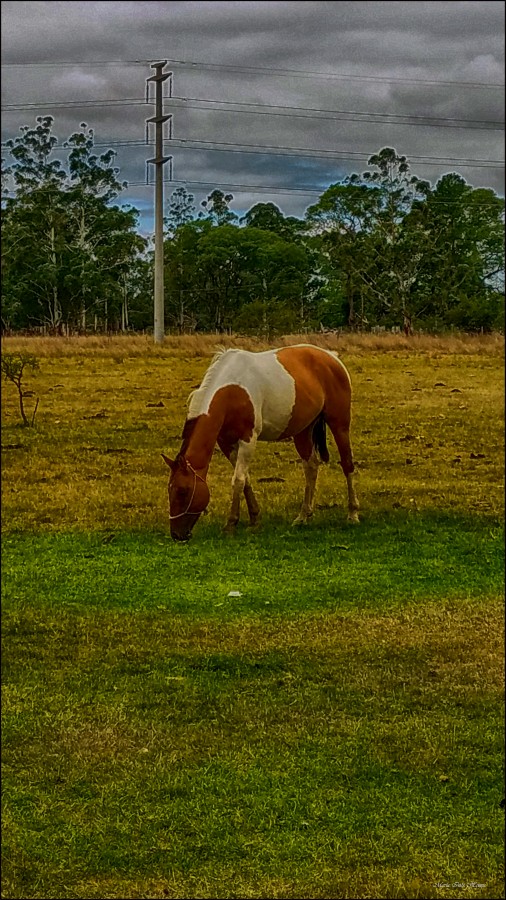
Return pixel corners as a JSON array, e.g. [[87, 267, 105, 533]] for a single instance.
[[292, 428, 320, 525], [327, 417, 360, 524]]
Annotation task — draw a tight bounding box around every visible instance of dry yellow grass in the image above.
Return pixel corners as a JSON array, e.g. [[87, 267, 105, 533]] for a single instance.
[[2, 330, 503, 358], [1, 332, 504, 533]]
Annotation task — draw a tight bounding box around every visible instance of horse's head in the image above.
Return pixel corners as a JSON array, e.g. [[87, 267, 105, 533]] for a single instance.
[[162, 453, 210, 542]]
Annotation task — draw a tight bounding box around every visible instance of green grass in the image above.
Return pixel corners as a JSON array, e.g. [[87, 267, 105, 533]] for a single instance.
[[2, 511, 504, 616], [2, 512, 504, 899]]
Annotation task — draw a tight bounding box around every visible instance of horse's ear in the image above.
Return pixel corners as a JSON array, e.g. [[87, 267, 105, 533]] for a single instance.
[[161, 453, 177, 473]]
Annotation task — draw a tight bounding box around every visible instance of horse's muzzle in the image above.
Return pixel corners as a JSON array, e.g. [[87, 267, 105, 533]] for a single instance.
[[171, 530, 191, 543]]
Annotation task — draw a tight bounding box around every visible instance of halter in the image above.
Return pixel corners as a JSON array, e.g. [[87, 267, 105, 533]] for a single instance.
[[169, 462, 207, 520]]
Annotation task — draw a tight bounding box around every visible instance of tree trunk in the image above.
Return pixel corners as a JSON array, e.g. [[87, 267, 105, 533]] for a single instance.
[[121, 277, 129, 332], [347, 273, 355, 328], [49, 224, 62, 329]]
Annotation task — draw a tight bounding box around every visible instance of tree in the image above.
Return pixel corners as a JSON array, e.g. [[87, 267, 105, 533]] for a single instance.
[[240, 202, 304, 241], [64, 123, 126, 202], [410, 173, 505, 329], [200, 189, 238, 225], [1, 353, 40, 426], [164, 186, 196, 236], [3, 115, 66, 193], [163, 220, 312, 335], [163, 219, 213, 331], [306, 180, 384, 327], [306, 148, 434, 329], [1, 116, 146, 332], [3, 117, 69, 329], [233, 228, 311, 335]]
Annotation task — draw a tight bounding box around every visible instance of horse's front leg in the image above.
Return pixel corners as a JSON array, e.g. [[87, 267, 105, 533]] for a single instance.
[[219, 441, 260, 530], [224, 438, 257, 534], [244, 481, 260, 527]]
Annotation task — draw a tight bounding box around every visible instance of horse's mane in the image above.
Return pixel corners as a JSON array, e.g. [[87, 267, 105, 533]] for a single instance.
[[179, 416, 197, 454], [187, 346, 230, 418]]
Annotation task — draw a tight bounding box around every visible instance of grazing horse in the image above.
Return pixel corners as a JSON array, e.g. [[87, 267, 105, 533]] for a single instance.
[[162, 343, 359, 542]]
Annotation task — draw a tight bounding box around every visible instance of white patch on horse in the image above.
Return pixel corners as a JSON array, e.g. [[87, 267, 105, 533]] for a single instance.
[[187, 348, 296, 440]]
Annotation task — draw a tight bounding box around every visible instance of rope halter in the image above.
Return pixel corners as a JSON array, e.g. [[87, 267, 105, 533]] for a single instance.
[[169, 461, 208, 520]]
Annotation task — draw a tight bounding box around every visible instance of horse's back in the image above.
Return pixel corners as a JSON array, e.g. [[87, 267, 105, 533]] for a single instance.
[[277, 344, 351, 389], [274, 345, 352, 437], [193, 344, 352, 442], [225, 345, 351, 440]]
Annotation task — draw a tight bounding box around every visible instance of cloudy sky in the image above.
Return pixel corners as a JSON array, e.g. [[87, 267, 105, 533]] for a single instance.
[[1, 1, 504, 234]]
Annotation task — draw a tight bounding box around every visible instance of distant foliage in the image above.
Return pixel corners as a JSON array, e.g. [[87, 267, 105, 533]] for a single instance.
[[1, 117, 147, 334], [2, 126, 504, 335]]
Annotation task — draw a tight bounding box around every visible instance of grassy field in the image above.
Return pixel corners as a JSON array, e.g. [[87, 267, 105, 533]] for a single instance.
[[1, 332, 505, 899]]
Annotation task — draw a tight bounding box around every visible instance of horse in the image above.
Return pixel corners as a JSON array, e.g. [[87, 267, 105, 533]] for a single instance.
[[162, 343, 360, 542]]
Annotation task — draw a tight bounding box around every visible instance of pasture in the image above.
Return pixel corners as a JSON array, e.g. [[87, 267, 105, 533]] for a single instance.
[[1, 333, 504, 900]]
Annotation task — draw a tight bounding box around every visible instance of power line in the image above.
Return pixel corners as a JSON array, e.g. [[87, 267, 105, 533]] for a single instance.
[[169, 138, 505, 167], [0, 60, 150, 68], [2, 94, 504, 131], [81, 139, 506, 167], [1, 57, 504, 90], [2, 98, 146, 111], [2, 63, 503, 208], [168, 141, 504, 169], [167, 99, 504, 132], [162, 58, 506, 90], [127, 178, 506, 203], [2, 179, 502, 213], [0, 181, 325, 198], [168, 96, 505, 128], [3, 175, 503, 205], [126, 179, 339, 196], [2, 135, 502, 170]]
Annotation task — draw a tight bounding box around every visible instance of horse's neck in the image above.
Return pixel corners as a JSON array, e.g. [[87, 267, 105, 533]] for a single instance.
[[183, 408, 224, 475]]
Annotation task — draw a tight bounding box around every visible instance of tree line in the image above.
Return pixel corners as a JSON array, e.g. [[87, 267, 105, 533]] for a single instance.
[[2, 116, 504, 335]]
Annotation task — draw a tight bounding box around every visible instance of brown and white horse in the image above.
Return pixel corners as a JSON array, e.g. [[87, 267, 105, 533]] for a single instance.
[[162, 343, 359, 541]]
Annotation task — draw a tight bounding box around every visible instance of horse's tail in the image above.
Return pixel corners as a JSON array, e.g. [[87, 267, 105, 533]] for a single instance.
[[312, 412, 329, 463]]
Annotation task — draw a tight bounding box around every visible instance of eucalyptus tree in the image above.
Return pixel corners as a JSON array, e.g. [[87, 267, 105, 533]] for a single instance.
[[240, 202, 305, 241], [162, 220, 312, 335], [232, 226, 311, 335], [63, 123, 139, 329], [200, 189, 238, 225], [164, 186, 197, 236], [2, 116, 146, 331], [306, 179, 384, 327], [3, 116, 68, 329], [409, 173, 505, 329], [163, 219, 213, 331], [306, 147, 431, 329]]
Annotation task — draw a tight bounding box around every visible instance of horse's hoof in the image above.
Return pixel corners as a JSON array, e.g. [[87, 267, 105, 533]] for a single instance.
[[223, 524, 237, 536], [347, 513, 360, 525], [292, 516, 309, 526]]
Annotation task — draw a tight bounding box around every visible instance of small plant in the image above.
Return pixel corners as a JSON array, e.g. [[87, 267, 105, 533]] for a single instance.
[[1, 352, 40, 426]]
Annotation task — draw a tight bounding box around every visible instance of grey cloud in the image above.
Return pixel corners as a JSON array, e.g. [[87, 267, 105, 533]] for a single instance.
[[1, 0, 504, 228]]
